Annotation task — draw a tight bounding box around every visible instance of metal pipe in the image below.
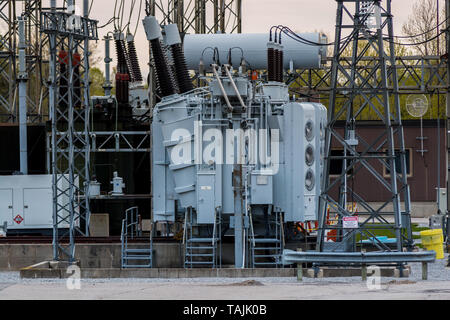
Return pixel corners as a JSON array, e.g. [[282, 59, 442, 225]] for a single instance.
[[84, 0, 89, 18], [103, 35, 112, 96], [211, 64, 233, 113], [18, 16, 28, 174], [223, 64, 246, 111]]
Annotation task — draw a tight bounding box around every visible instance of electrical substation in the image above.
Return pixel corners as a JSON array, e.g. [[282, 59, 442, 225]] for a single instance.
[[0, 0, 450, 290]]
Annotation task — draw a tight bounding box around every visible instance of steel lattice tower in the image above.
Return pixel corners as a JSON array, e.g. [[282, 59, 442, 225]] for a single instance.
[[42, 3, 98, 262], [317, 0, 413, 253], [0, 0, 48, 123], [146, 0, 242, 34]]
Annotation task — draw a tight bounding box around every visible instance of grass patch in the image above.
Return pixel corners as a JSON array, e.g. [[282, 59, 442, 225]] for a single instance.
[[354, 223, 429, 242]]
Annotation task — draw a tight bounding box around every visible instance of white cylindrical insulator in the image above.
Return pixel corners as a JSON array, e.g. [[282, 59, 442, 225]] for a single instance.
[[164, 24, 182, 46], [183, 33, 327, 71]]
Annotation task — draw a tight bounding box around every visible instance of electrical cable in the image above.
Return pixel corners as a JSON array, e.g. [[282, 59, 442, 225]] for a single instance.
[[389, 16, 449, 39], [133, 0, 143, 37], [372, 30, 447, 46]]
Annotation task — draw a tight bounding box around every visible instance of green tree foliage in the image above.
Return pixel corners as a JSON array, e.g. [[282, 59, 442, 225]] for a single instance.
[[89, 67, 106, 96]]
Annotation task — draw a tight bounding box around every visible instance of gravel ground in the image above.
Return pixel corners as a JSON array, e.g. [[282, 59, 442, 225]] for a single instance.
[[0, 254, 448, 299], [0, 254, 449, 285]]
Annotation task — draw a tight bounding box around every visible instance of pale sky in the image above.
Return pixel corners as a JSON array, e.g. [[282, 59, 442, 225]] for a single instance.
[[40, 0, 436, 76]]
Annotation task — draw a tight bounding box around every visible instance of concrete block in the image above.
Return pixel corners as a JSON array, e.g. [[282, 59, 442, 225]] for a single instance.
[[394, 267, 411, 278], [0, 245, 10, 258], [9, 257, 40, 270], [306, 268, 324, 278], [142, 219, 152, 232], [35, 245, 53, 260], [122, 268, 158, 278], [81, 268, 109, 279], [0, 259, 10, 270], [217, 268, 239, 278], [158, 268, 180, 278], [186, 268, 215, 278], [21, 268, 61, 279], [90, 214, 110, 237], [9, 244, 36, 258]]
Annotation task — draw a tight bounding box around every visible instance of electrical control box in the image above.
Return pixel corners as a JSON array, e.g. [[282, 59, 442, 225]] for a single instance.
[[0, 175, 76, 232]]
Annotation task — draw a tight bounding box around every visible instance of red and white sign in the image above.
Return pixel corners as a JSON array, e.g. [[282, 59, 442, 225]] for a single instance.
[[343, 216, 358, 229], [13, 215, 24, 225]]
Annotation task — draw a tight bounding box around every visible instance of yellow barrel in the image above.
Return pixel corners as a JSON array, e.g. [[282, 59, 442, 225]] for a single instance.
[[420, 229, 444, 259]]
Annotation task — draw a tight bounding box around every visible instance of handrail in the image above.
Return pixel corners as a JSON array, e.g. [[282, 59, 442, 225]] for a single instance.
[[249, 209, 256, 247], [182, 208, 188, 245], [280, 213, 285, 249]]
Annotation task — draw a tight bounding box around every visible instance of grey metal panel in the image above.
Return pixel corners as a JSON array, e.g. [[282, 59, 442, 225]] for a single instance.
[[158, 99, 198, 209], [222, 164, 234, 214], [250, 172, 273, 205], [152, 118, 175, 222], [283, 103, 306, 222], [0, 189, 13, 226], [197, 173, 216, 224]]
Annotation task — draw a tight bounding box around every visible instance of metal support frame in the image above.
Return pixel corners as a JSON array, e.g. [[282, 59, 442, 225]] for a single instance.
[[317, 0, 413, 254], [289, 55, 448, 97], [43, 8, 98, 262], [0, 0, 48, 123], [146, 0, 242, 34], [444, 0, 450, 251]]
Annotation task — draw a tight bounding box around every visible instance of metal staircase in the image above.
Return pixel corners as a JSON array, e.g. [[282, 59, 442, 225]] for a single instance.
[[249, 211, 284, 268], [184, 207, 222, 268], [121, 207, 153, 268]]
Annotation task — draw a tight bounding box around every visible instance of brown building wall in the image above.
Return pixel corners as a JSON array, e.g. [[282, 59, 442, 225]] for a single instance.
[[329, 120, 445, 203]]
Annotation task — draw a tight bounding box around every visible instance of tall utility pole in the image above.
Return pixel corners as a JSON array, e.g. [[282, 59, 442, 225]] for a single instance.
[[317, 0, 413, 253], [44, 0, 98, 262], [445, 0, 450, 244], [18, 16, 28, 174]]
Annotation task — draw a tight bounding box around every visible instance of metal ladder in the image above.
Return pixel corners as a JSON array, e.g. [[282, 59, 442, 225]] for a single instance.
[[249, 211, 284, 268], [121, 207, 153, 268], [184, 207, 222, 268]]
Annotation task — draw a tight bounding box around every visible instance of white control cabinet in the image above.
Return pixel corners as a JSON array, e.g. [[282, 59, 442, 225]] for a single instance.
[[0, 175, 76, 231]]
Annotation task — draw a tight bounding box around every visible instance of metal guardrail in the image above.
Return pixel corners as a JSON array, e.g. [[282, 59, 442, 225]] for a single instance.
[[282, 249, 436, 266]]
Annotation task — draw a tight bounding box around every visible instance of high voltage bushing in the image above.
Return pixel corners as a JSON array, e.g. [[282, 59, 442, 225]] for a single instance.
[[267, 42, 276, 82], [114, 32, 131, 104], [114, 33, 130, 75], [143, 16, 177, 97], [277, 45, 284, 82], [274, 46, 280, 83], [164, 24, 194, 94], [126, 34, 143, 83]]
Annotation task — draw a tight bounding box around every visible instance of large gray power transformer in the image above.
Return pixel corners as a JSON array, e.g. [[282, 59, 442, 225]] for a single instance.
[[144, 16, 327, 268]]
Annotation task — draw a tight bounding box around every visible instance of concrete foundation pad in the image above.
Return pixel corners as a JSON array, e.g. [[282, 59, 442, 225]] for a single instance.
[[20, 263, 298, 279], [20, 262, 408, 279]]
